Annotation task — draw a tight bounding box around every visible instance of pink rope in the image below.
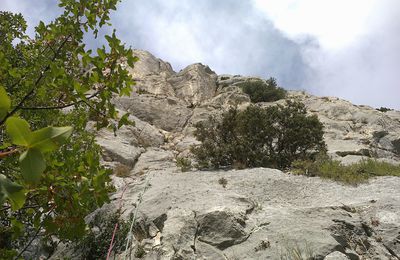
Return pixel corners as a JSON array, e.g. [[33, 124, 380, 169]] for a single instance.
[[106, 184, 128, 260]]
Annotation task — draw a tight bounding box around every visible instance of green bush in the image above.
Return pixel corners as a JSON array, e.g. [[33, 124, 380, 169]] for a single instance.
[[176, 157, 192, 172], [292, 156, 400, 185], [376, 107, 392, 112], [78, 212, 129, 260], [238, 78, 287, 103], [192, 100, 326, 169]]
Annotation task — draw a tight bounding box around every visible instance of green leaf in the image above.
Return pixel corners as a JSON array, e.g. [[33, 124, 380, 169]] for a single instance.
[[43, 218, 58, 233], [0, 142, 11, 149], [9, 68, 21, 79], [5, 117, 31, 146], [0, 85, 11, 120], [19, 148, 46, 184], [73, 81, 89, 94], [126, 54, 139, 67], [30, 126, 73, 153], [0, 174, 26, 210], [97, 48, 106, 60], [118, 113, 134, 128], [11, 218, 25, 238]]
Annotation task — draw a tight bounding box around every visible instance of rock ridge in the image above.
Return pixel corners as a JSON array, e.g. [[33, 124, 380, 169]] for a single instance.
[[51, 50, 400, 260]]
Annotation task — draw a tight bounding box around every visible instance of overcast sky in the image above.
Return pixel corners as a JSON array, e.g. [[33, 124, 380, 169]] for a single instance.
[[1, 0, 399, 109]]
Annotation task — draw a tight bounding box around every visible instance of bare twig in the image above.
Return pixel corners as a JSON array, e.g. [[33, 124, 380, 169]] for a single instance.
[[14, 207, 55, 260], [0, 148, 19, 158], [20, 91, 101, 110]]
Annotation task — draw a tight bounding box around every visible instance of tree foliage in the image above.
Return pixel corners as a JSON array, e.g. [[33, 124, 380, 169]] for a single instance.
[[238, 78, 287, 103], [0, 0, 136, 257], [192, 101, 326, 170]]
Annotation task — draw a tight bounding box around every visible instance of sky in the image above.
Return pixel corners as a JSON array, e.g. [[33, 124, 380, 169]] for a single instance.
[[1, 0, 399, 109]]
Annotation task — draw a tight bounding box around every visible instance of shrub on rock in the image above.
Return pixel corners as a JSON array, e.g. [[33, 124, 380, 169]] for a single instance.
[[292, 156, 400, 185], [192, 100, 326, 169], [238, 78, 287, 103]]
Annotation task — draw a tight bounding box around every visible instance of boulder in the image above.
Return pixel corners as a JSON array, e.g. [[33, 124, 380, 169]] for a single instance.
[[127, 114, 165, 147], [96, 128, 143, 167], [197, 210, 248, 250], [132, 148, 176, 174]]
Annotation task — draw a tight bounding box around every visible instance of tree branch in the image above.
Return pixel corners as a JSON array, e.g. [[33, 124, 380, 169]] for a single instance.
[[0, 148, 19, 158], [0, 34, 72, 125], [19, 91, 101, 111], [14, 207, 55, 260]]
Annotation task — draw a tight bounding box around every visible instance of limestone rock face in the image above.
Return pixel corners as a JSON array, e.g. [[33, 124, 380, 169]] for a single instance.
[[51, 50, 400, 260], [127, 50, 176, 96], [115, 95, 192, 132], [95, 128, 144, 167], [128, 50, 174, 78], [287, 91, 400, 163], [168, 63, 218, 105], [126, 115, 165, 147], [56, 168, 399, 260], [132, 148, 176, 174], [324, 251, 350, 260], [197, 210, 248, 250]]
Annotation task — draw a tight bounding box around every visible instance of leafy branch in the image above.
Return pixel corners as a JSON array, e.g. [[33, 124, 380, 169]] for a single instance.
[[0, 1, 137, 255], [0, 34, 72, 126], [20, 90, 101, 110]]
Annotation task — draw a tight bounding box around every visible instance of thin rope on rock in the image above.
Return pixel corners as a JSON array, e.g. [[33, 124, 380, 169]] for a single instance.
[[106, 184, 128, 260], [124, 175, 151, 260]]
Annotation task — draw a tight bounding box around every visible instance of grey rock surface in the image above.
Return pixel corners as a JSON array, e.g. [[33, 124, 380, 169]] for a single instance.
[[287, 91, 400, 163], [324, 251, 350, 260], [127, 114, 166, 147], [168, 63, 218, 105], [118, 50, 400, 162], [96, 128, 144, 167], [132, 148, 176, 174], [108, 168, 400, 260], [128, 50, 174, 78], [52, 50, 400, 260], [115, 95, 192, 132]]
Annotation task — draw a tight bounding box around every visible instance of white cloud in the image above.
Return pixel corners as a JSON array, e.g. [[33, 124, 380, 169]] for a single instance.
[[252, 0, 400, 109], [1, 0, 399, 109], [252, 0, 377, 50], [1, 0, 60, 36]]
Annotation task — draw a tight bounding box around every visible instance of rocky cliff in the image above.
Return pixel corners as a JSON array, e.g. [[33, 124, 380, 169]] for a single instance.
[[53, 50, 400, 260]]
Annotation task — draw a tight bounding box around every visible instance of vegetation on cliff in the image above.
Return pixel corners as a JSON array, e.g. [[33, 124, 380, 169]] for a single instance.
[[238, 77, 287, 103], [292, 155, 400, 185], [192, 100, 326, 170]]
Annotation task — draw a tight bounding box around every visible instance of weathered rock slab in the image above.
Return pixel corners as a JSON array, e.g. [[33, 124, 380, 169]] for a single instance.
[[106, 168, 400, 259], [115, 95, 192, 132]]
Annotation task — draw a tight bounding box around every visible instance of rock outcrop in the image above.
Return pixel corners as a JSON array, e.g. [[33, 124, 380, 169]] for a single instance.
[[168, 63, 218, 105], [51, 50, 400, 260]]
